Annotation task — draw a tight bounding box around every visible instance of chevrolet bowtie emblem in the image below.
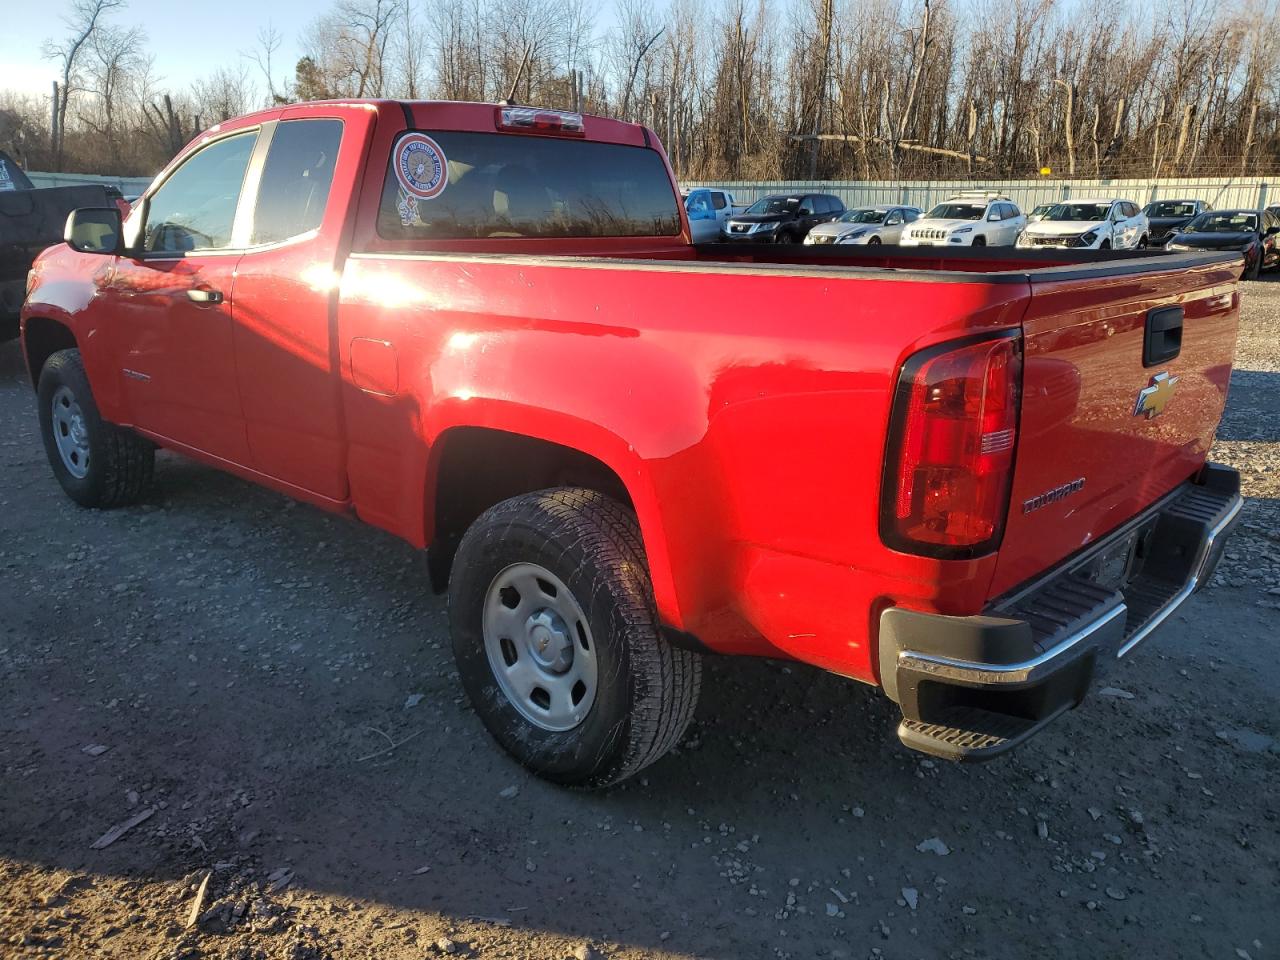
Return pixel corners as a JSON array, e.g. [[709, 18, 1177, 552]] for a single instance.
[[1134, 371, 1179, 419]]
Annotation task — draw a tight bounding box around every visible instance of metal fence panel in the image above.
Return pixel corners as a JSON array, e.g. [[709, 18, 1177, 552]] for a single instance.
[[682, 177, 1279, 212], [26, 171, 155, 195]]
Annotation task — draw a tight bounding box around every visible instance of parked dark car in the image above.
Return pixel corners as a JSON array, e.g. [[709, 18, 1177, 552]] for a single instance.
[[0, 149, 113, 339], [1166, 208, 1280, 279], [722, 193, 844, 243], [1142, 198, 1211, 246]]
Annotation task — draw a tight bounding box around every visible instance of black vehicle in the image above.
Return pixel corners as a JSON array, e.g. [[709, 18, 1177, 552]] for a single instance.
[[721, 193, 845, 243], [1166, 208, 1280, 280], [1142, 198, 1211, 246], [0, 149, 114, 339]]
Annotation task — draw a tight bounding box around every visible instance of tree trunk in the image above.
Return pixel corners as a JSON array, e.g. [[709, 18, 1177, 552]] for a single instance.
[[1055, 80, 1075, 177], [1173, 102, 1195, 168], [1240, 99, 1259, 176]]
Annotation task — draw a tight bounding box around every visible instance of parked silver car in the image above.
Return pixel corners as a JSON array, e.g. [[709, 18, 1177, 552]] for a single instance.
[[803, 205, 922, 245]]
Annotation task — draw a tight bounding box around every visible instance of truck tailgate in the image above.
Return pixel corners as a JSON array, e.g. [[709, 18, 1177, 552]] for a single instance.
[[989, 259, 1240, 597]]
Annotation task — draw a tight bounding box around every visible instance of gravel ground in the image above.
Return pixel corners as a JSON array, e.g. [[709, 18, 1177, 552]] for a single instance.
[[1, 280, 1278, 960]]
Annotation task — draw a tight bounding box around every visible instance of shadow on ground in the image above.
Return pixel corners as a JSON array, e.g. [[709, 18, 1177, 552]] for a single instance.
[[2, 337, 1277, 960]]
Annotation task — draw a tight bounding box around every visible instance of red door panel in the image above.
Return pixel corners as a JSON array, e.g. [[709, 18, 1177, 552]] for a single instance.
[[110, 253, 251, 465]]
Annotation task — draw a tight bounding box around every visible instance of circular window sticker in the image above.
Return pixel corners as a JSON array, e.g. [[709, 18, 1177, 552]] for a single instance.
[[394, 133, 449, 200]]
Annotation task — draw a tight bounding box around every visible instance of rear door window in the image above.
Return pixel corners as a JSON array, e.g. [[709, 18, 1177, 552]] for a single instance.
[[251, 119, 343, 245], [377, 131, 681, 240]]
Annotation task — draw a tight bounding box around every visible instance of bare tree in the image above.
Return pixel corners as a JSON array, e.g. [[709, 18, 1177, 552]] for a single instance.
[[246, 23, 285, 105], [42, 0, 126, 170]]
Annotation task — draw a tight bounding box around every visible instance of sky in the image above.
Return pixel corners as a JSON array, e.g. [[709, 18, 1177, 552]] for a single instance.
[[0, 0, 632, 100], [0, 0, 312, 98]]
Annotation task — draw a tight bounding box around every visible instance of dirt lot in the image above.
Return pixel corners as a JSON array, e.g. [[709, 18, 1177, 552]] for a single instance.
[[1, 281, 1278, 960]]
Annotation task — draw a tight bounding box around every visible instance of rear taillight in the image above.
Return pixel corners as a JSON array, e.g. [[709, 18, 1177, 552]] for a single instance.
[[880, 333, 1022, 558], [495, 106, 586, 137]]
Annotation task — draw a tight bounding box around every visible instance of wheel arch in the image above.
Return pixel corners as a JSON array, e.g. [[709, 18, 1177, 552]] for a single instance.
[[22, 316, 78, 388], [419, 419, 696, 635]]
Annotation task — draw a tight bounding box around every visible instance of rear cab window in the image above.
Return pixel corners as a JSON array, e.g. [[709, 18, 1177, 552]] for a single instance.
[[376, 130, 681, 241]]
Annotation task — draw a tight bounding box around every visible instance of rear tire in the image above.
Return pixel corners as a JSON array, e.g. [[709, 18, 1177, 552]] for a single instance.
[[448, 488, 701, 787], [37, 349, 154, 508], [1137, 235, 1149, 249], [1245, 252, 1262, 280]]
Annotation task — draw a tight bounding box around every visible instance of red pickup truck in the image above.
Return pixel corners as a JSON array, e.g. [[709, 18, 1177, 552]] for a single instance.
[[21, 100, 1243, 786]]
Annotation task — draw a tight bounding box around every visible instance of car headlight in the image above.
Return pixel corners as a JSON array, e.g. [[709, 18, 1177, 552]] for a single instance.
[[755, 222, 777, 231], [1079, 229, 1099, 246], [953, 227, 973, 234], [1167, 243, 1189, 251], [843, 229, 867, 241], [1016, 233, 1031, 247]]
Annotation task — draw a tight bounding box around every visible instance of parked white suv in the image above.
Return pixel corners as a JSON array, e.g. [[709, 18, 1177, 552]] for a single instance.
[[1016, 198, 1149, 250], [899, 192, 1026, 247]]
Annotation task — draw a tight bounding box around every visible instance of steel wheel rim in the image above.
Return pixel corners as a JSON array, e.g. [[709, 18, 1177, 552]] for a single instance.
[[51, 385, 90, 479], [482, 562, 598, 732]]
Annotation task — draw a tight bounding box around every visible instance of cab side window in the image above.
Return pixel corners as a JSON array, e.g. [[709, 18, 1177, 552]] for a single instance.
[[251, 119, 344, 246], [144, 131, 257, 254], [712, 192, 727, 210]]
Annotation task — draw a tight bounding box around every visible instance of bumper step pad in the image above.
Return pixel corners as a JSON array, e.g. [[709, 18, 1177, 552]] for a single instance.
[[880, 464, 1243, 763], [899, 702, 1072, 761]]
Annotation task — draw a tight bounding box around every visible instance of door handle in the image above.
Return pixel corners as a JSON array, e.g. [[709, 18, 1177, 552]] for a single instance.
[[1143, 305, 1183, 367], [187, 288, 223, 305]]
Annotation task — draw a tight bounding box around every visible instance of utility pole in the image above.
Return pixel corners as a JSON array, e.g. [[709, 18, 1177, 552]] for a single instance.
[[50, 81, 59, 159]]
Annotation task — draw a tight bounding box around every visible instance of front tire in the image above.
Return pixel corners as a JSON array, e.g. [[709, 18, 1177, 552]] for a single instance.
[[1245, 252, 1262, 280], [972, 236, 987, 247], [448, 488, 701, 787], [868, 235, 882, 246], [37, 349, 154, 508]]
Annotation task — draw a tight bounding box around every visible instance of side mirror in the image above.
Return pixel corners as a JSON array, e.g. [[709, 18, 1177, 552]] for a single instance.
[[1266, 225, 1279, 237], [64, 207, 123, 255]]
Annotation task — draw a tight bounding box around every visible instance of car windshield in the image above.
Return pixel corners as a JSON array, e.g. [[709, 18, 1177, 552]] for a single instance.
[[1146, 201, 1198, 218], [1031, 204, 1053, 216], [745, 196, 799, 215], [838, 208, 886, 224], [925, 203, 985, 220], [1183, 212, 1258, 233], [1045, 202, 1112, 222]]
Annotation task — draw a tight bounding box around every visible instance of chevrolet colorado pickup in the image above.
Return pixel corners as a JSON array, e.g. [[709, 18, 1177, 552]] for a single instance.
[[22, 100, 1243, 786]]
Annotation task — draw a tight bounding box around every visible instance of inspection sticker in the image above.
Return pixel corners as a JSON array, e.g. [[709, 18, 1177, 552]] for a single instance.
[[394, 133, 448, 200]]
